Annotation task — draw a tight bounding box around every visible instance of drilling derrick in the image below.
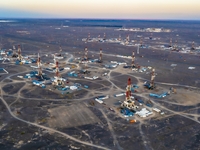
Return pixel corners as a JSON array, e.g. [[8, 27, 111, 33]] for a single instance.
[[118, 35, 121, 41], [98, 35, 101, 41], [52, 61, 66, 87], [137, 45, 140, 54], [132, 51, 135, 68], [59, 46, 62, 52], [37, 53, 42, 76], [121, 77, 138, 110], [13, 45, 16, 50], [103, 33, 106, 40], [174, 40, 178, 50], [126, 78, 132, 101], [140, 38, 143, 47], [83, 47, 88, 69], [55, 61, 59, 77], [126, 35, 130, 45], [99, 48, 102, 62], [191, 41, 195, 50], [12, 45, 17, 57], [84, 47, 88, 61], [87, 33, 90, 42], [150, 33, 153, 40], [18, 45, 22, 61], [150, 68, 156, 88], [170, 38, 172, 47]]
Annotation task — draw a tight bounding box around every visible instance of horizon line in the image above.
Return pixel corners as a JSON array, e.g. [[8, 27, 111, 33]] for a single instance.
[[0, 17, 200, 21]]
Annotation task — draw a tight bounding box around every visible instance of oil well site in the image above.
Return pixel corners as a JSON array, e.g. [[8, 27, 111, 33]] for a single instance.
[[0, 19, 200, 150]]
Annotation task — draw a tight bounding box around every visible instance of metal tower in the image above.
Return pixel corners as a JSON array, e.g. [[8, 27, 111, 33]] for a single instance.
[[55, 61, 59, 77], [150, 33, 153, 39], [126, 35, 130, 45], [118, 35, 121, 41], [103, 33, 106, 40], [37, 53, 42, 76], [59, 46, 62, 52], [150, 68, 155, 88], [170, 38, 172, 47], [140, 38, 143, 47], [174, 40, 178, 50], [98, 35, 101, 41], [137, 45, 140, 54], [191, 41, 195, 50], [17, 45, 22, 61], [132, 51, 135, 68], [87, 33, 90, 42], [84, 47, 88, 61], [126, 78, 132, 101], [99, 48, 102, 62]]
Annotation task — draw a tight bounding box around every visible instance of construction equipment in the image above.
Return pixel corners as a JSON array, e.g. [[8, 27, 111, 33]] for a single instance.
[[170, 87, 177, 94], [130, 119, 137, 123]]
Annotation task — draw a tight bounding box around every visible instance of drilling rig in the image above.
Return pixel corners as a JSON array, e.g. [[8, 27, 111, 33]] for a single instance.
[[121, 78, 138, 110], [98, 48, 103, 63], [103, 33, 106, 40], [86, 33, 90, 42], [17, 45, 22, 61], [84, 47, 88, 61], [191, 41, 195, 50], [125, 35, 130, 45], [144, 68, 156, 90], [169, 38, 172, 47], [132, 51, 136, 68], [52, 61, 66, 88], [12, 45, 18, 58], [36, 53, 43, 78]]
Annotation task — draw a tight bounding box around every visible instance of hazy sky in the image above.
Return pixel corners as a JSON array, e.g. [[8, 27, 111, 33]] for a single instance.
[[0, 0, 200, 20]]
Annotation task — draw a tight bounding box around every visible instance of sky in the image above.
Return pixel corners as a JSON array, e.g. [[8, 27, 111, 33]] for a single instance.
[[0, 0, 200, 20]]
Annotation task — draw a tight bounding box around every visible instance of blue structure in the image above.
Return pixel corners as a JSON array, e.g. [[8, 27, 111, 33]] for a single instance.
[[146, 103, 152, 107], [31, 59, 37, 63], [121, 108, 134, 117], [68, 72, 78, 77], [58, 87, 69, 91], [84, 85, 89, 88], [144, 81, 155, 89], [74, 83, 81, 87], [132, 84, 139, 88], [138, 99, 144, 103], [149, 92, 168, 98], [15, 60, 20, 65], [7, 51, 12, 56], [32, 80, 46, 88], [68, 72, 74, 77]]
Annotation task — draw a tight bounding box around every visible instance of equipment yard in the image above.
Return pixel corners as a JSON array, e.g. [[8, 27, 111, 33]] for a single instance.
[[0, 19, 200, 150]]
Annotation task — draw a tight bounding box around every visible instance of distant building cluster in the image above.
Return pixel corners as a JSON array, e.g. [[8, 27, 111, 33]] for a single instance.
[[16, 31, 30, 34], [115, 28, 171, 32]]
